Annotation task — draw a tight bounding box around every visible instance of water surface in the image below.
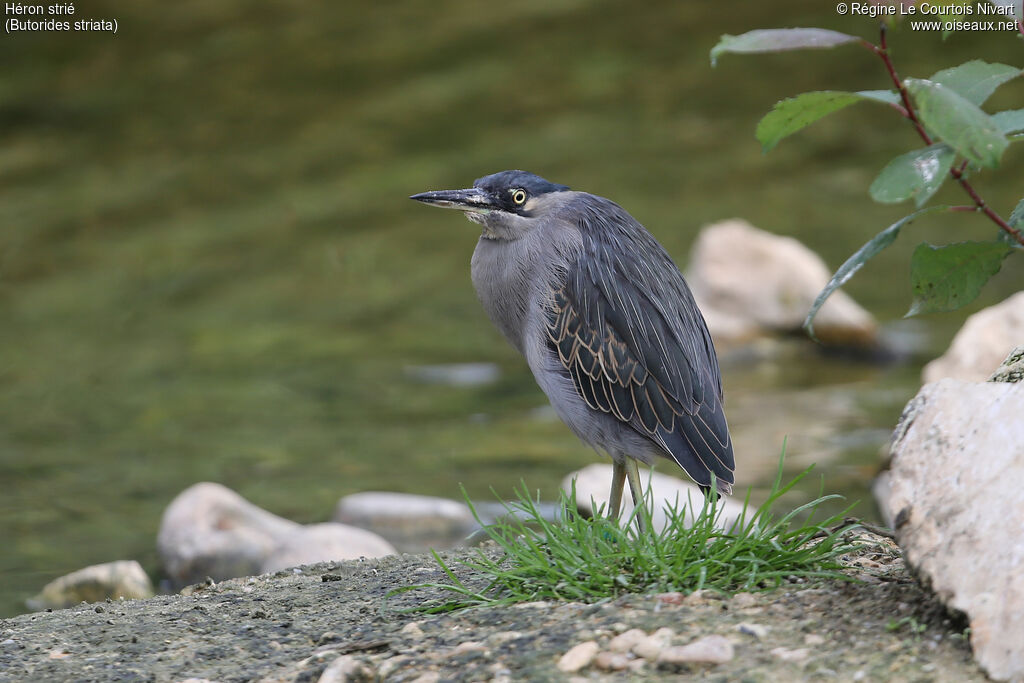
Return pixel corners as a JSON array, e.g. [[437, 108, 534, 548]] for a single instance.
[[2, 0, 1022, 616]]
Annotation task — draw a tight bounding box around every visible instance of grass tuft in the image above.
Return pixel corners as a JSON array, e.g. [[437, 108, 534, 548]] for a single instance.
[[390, 452, 860, 614]]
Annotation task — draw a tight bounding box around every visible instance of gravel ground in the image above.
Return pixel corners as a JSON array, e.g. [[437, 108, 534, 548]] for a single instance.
[[0, 531, 985, 682]]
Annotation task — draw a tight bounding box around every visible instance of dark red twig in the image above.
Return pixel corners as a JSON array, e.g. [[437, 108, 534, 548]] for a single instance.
[[870, 23, 1024, 247]]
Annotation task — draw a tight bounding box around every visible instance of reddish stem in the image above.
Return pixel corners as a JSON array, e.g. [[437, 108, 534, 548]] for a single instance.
[[871, 24, 1024, 247]]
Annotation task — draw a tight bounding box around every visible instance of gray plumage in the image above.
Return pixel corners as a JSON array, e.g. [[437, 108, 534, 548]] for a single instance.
[[411, 170, 734, 514]]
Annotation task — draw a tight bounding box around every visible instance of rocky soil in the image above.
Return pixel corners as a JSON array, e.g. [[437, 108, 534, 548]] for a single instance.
[[0, 531, 985, 682]]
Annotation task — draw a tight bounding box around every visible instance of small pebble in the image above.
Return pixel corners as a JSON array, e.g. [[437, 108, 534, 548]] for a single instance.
[[730, 592, 758, 609], [608, 628, 646, 653], [450, 641, 486, 656], [486, 631, 523, 645], [657, 635, 734, 666], [595, 651, 631, 671], [771, 646, 810, 663], [400, 622, 424, 639], [377, 655, 409, 678], [656, 592, 685, 605], [558, 641, 599, 673], [684, 590, 713, 606], [804, 634, 826, 646], [318, 654, 372, 683], [632, 628, 675, 660], [409, 673, 440, 683], [737, 622, 769, 639]]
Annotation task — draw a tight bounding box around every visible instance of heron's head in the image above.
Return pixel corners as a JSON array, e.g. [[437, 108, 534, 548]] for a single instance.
[[410, 170, 571, 240]]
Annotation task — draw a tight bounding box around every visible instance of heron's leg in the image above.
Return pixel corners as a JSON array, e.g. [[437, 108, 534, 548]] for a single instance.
[[607, 460, 626, 521], [624, 458, 649, 534]]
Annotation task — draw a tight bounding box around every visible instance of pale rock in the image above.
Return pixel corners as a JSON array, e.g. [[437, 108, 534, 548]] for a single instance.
[[400, 622, 425, 639], [558, 641, 599, 673], [922, 292, 1024, 383], [633, 628, 675, 660], [318, 654, 372, 683], [450, 641, 486, 656], [730, 592, 758, 609], [159, 483, 300, 585], [989, 345, 1024, 384], [409, 673, 440, 683], [486, 631, 523, 646], [376, 656, 409, 679], [771, 647, 810, 663], [608, 628, 647, 653], [333, 492, 476, 553], [261, 523, 395, 573], [804, 634, 826, 646], [870, 470, 894, 529], [657, 635, 734, 667], [405, 362, 500, 387], [654, 591, 684, 606], [562, 465, 747, 533], [158, 483, 394, 587], [27, 560, 153, 611], [687, 219, 877, 346], [882, 375, 1024, 681], [594, 651, 631, 671]]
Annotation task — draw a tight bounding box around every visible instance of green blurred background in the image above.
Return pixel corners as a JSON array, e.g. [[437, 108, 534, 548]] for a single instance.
[[1, 1, 1021, 617]]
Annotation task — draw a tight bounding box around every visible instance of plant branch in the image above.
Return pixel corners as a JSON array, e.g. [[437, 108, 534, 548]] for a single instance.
[[873, 24, 933, 144], [872, 23, 1024, 247]]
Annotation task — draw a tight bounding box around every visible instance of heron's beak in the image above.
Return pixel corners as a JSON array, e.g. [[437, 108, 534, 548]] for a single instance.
[[410, 187, 496, 213]]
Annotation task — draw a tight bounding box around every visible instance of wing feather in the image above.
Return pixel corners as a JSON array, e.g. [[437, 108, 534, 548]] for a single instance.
[[545, 195, 735, 492]]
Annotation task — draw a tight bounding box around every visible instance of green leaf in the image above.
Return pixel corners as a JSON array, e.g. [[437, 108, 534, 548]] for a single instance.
[[993, 109, 1024, 135], [869, 144, 955, 207], [803, 206, 952, 340], [906, 241, 1012, 316], [757, 92, 861, 152], [857, 90, 901, 106], [756, 90, 899, 152], [930, 60, 1021, 106], [1010, 198, 1024, 226], [905, 79, 1009, 168], [996, 229, 1024, 247], [710, 29, 860, 66]]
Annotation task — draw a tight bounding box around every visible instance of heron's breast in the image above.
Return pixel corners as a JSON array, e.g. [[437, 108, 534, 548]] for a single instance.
[[470, 238, 536, 354]]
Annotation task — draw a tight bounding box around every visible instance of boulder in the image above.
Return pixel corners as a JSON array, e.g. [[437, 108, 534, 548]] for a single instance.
[[333, 492, 476, 553], [686, 219, 877, 346], [562, 464, 747, 533], [989, 345, 1024, 384], [262, 523, 396, 574], [880, 355, 1024, 681], [27, 560, 154, 611], [922, 291, 1024, 383], [158, 483, 395, 587]]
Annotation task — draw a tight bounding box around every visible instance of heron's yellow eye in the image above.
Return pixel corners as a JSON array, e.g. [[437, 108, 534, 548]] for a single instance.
[[511, 189, 527, 205]]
